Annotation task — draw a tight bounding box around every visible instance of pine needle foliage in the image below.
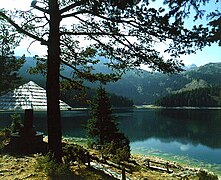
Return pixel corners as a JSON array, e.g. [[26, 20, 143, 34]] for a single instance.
[[87, 86, 130, 161], [87, 86, 118, 145], [0, 24, 25, 94]]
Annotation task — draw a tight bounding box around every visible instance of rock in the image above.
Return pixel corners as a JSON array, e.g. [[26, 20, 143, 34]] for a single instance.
[[24, 173, 36, 178], [11, 166, 20, 170], [0, 169, 11, 173], [19, 168, 25, 173]]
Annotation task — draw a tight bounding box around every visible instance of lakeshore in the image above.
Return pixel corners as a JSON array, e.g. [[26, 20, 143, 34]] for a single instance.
[[134, 104, 221, 110], [0, 135, 219, 179], [0, 154, 216, 179], [64, 137, 221, 179], [69, 137, 221, 178], [0, 153, 204, 180]]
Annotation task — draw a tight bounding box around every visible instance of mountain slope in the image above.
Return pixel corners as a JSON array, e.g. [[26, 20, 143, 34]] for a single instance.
[[105, 63, 221, 104], [186, 63, 221, 86], [18, 57, 221, 105], [172, 79, 210, 94]]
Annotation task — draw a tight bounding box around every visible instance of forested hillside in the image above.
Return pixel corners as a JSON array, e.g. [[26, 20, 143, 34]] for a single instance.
[[155, 87, 221, 107], [61, 88, 133, 108], [155, 63, 221, 107], [18, 57, 133, 107], [18, 57, 221, 105]]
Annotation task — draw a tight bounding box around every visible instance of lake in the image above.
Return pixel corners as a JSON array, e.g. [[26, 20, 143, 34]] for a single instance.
[[0, 108, 221, 174]]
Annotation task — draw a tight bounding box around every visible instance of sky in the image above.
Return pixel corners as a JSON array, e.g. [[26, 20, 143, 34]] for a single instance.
[[1, 0, 220, 68]]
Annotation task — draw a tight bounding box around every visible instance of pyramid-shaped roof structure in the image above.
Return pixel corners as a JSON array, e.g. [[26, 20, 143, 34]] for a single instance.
[[0, 81, 72, 110]]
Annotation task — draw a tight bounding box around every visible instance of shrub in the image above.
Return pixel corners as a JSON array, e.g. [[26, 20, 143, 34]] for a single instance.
[[63, 144, 88, 164], [114, 146, 131, 163], [35, 154, 71, 177], [198, 169, 218, 180], [87, 139, 96, 149], [3, 128, 11, 138], [0, 143, 4, 153], [0, 128, 11, 153], [10, 113, 23, 133], [102, 142, 130, 163]]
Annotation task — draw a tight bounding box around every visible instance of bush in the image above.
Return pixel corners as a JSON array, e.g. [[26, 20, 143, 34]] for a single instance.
[[63, 144, 88, 164], [10, 113, 23, 133], [198, 169, 218, 180], [87, 139, 96, 149], [0, 143, 4, 153], [102, 142, 130, 163], [3, 128, 11, 138], [0, 128, 11, 142], [35, 154, 71, 177], [114, 146, 131, 163], [0, 128, 11, 153]]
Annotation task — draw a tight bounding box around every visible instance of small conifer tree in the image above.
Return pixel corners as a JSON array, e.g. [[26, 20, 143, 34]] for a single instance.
[[87, 86, 117, 145], [87, 86, 130, 161]]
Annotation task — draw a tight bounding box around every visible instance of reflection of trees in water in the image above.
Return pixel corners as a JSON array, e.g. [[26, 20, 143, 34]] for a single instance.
[[119, 109, 221, 149], [1, 110, 221, 148], [25, 111, 89, 137]]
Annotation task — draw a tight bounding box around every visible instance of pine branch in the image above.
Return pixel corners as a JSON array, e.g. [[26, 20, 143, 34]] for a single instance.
[[0, 11, 48, 45], [60, 0, 88, 14], [31, 5, 49, 14]]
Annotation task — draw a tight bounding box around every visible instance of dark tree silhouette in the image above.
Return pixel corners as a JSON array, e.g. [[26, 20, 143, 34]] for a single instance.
[[0, 24, 25, 94], [87, 86, 130, 160], [87, 86, 119, 145]]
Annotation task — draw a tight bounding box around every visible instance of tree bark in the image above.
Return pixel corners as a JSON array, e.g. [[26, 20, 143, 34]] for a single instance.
[[47, 0, 62, 162]]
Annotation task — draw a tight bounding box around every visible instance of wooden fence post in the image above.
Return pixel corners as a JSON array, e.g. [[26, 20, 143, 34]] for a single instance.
[[86, 152, 90, 167], [122, 166, 126, 180], [166, 162, 169, 173], [147, 159, 150, 168]]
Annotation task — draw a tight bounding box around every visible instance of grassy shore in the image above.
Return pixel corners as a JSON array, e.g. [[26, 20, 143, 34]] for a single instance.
[[62, 137, 219, 179], [0, 135, 219, 180], [0, 151, 199, 180]]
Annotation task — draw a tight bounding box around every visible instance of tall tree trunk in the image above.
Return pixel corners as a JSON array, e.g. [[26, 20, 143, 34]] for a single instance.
[[47, 0, 62, 162]]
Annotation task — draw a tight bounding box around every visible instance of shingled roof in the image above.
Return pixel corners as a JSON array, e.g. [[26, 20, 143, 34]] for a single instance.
[[0, 81, 72, 110]]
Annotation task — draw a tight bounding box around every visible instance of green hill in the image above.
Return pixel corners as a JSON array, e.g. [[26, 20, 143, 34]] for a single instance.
[[155, 87, 221, 107], [18, 57, 221, 105], [105, 63, 221, 105]]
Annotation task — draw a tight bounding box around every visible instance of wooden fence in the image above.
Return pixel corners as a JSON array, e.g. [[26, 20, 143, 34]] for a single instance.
[[86, 152, 129, 180], [143, 159, 173, 173], [85, 153, 173, 180]]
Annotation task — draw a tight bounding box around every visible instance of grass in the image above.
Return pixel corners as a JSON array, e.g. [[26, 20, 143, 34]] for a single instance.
[[0, 133, 219, 180]]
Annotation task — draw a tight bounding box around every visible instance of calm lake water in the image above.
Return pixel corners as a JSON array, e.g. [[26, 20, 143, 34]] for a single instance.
[[0, 108, 221, 174]]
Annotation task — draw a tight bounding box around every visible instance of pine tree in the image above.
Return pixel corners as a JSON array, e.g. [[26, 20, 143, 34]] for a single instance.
[[0, 24, 25, 94], [87, 86, 118, 145], [87, 86, 130, 160]]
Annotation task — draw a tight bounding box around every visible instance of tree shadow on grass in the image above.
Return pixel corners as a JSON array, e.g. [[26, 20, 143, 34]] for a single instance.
[[71, 166, 117, 180]]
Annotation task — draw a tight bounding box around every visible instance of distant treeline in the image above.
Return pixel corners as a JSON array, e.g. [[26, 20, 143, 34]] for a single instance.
[[155, 87, 221, 107], [61, 88, 134, 108]]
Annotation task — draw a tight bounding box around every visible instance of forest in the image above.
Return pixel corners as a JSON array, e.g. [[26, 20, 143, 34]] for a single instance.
[[155, 87, 221, 107]]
